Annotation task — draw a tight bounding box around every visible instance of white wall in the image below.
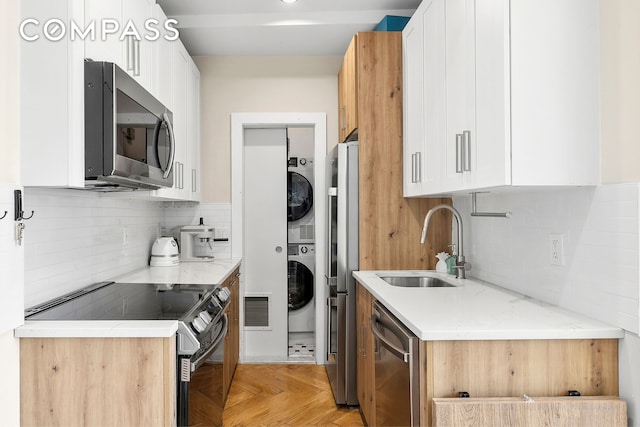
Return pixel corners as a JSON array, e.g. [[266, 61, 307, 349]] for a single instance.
[[600, 0, 640, 183], [193, 56, 341, 203], [0, 1, 21, 425], [453, 184, 640, 421], [23, 190, 163, 307]]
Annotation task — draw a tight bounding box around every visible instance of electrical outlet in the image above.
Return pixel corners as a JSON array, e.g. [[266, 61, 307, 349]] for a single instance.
[[549, 233, 564, 266]]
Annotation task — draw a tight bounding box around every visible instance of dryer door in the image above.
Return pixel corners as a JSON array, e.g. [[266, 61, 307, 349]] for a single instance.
[[287, 171, 313, 221], [288, 260, 314, 311]]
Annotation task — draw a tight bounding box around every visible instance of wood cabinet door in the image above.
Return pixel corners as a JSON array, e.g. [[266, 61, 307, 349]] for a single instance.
[[338, 35, 358, 142], [356, 283, 376, 426], [223, 268, 240, 400]]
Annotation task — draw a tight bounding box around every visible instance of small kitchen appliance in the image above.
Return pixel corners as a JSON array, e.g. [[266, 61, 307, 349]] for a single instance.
[[150, 237, 180, 267], [180, 218, 215, 262]]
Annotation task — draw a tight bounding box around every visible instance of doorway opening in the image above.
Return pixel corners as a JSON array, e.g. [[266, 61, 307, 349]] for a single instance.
[[231, 113, 327, 364]]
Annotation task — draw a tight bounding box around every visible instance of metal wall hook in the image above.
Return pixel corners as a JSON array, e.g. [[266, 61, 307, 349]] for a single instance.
[[14, 189, 35, 221], [0, 211, 7, 220], [21, 210, 35, 220], [470, 192, 512, 218]]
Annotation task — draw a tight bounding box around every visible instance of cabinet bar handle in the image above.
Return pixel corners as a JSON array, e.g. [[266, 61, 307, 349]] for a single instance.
[[411, 153, 416, 183], [133, 39, 141, 77], [192, 168, 197, 192], [126, 35, 135, 73], [456, 134, 463, 173], [463, 130, 471, 172], [415, 151, 421, 183]]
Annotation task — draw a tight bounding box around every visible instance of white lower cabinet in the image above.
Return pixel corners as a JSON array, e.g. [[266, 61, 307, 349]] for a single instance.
[[403, 0, 600, 197]]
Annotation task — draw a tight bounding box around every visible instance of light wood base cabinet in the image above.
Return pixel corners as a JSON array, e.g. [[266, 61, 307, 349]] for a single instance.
[[356, 284, 620, 427], [433, 396, 627, 426], [421, 339, 619, 425], [21, 336, 176, 427], [356, 283, 376, 425], [223, 268, 241, 400]]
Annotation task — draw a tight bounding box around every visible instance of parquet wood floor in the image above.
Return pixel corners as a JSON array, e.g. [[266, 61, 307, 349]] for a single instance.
[[222, 364, 365, 427]]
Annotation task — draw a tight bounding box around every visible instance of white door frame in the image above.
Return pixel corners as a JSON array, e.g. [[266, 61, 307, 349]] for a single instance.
[[231, 112, 327, 365]]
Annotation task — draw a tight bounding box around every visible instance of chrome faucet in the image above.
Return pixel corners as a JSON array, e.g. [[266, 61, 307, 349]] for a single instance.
[[420, 204, 466, 279]]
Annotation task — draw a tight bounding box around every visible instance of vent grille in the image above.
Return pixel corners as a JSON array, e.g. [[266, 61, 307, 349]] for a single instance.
[[244, 296, 269, 327], [299, 224, 314, 240]]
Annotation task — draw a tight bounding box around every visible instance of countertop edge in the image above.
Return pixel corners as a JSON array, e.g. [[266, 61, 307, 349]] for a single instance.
[[15, 320, 179, 338]]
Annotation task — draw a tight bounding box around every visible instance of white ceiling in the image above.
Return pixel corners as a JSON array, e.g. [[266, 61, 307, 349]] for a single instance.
[[155, 0, 420, 56]]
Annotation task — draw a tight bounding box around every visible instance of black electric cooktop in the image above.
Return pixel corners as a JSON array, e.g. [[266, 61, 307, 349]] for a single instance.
[[25, 282, 217, 321]]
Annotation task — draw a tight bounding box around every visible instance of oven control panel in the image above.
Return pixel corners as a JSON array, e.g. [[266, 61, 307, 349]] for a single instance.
[[178, 286, 230, 356]]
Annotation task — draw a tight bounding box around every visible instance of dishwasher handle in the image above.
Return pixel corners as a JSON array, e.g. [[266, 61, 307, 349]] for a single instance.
[[370, 315, 410, 363]]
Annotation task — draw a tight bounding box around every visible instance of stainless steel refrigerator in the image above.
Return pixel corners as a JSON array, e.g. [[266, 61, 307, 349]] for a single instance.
[[325, 140, 359, 406]]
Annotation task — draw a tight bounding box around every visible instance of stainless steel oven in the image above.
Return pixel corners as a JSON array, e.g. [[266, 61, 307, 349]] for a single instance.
[[24, 281, 232, 427], [371, 301, 420, 426]]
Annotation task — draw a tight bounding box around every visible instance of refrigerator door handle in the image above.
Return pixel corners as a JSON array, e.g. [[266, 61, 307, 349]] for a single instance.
[[326, 296, 337, 360], [326, 187, 337, 280]]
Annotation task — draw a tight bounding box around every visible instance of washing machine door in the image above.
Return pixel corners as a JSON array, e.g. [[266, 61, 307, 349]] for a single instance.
[[288, 260, 314, 311], [288, 171, 313, 222]]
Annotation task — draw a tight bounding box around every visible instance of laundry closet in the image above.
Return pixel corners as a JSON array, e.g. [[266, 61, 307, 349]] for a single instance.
[[242, 127, 317, 362]]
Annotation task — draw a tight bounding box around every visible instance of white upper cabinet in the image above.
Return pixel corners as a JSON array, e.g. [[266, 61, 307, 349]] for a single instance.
[[21, 0, 201, 200], [403, 0, 445, 197], [85, 0, 154, 89], [188, 60, 202, 202], [152, 3, 174, 111], [153, 41, 201, 202], [403, 0, 600, 196], [21, 0, 86, 188]]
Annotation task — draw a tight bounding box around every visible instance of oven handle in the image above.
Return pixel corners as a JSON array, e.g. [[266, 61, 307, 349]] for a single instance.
[[190, 313, 228, 372], [370, 315, 410, 363]]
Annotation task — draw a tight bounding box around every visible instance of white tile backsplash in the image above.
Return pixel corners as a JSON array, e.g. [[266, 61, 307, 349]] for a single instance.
[[453, 184, 640, 334], [23, 189, 163, 308]]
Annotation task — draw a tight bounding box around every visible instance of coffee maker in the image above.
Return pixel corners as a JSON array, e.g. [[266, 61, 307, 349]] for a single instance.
[[180, 218, 215, 262]]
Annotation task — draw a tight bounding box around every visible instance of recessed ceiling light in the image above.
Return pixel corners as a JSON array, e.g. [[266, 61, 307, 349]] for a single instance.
[[281, 0, 298, 3]]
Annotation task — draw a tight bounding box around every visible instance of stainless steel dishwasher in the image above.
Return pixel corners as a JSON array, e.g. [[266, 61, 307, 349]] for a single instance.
[[371, 301, 420, 426]]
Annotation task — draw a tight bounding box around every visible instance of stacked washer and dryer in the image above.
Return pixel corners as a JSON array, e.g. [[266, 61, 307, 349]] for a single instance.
[[287, 152, 316, 359]]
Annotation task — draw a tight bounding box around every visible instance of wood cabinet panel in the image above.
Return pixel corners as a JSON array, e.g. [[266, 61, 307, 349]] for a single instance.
[[356, 282, 375, 425], [352, 32, 452, 270], [21, 336, 176, 427], [338, 36, 358, 142], [432, 396, 627, 427], [223, 268, 240, 400], [421, 339, 619, 424]]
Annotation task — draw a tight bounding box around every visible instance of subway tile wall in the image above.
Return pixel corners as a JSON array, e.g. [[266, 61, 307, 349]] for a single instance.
[[23, 189, 162, 308], [452, 183, 640, 335]]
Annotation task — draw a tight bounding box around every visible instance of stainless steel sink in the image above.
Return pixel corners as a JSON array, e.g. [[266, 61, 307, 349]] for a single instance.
[[378, 276, 456, 288]]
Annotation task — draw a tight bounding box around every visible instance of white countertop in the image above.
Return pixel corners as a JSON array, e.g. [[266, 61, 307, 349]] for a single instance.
[[114, 258, 242, 285], [353, 270, 624, 341], [15, 258, 242, 339]]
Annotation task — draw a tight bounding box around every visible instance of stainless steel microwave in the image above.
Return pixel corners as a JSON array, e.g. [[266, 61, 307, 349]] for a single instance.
[[84, 61, 175, 190]]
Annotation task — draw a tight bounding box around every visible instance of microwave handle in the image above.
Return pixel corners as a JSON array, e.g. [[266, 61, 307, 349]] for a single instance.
[[162, 112, 176, 179]]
